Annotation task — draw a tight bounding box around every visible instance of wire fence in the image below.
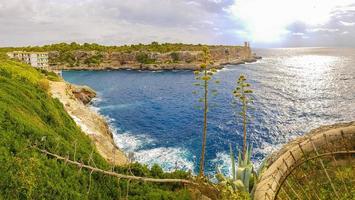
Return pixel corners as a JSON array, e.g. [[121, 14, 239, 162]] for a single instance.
[[254, 126, 355, 200]]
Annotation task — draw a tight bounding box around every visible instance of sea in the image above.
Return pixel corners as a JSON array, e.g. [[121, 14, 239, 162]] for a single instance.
[[63, 48, 355, 176]]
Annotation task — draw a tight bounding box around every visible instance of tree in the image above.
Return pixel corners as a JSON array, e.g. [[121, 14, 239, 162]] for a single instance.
[[170, 52, 179, 63], [193, 47, 218, 177], [136, 52, 155, 64], [232, 74, 253, 159]]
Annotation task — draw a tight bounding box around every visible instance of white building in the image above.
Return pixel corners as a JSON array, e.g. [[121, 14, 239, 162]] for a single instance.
[[7, 51, 49, 69]]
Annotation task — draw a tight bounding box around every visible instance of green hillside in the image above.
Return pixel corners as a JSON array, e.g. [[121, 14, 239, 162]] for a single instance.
[[0, 53, 191, 199], [3, 42, 239, 53]]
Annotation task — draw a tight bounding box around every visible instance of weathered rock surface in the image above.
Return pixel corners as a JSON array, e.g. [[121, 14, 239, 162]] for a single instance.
[[49, 81, 128, 165], [50, 46, 261, 71], [71, 85, 96, 104]]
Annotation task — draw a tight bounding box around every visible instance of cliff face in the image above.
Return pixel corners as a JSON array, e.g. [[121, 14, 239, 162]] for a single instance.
[[50, 81, 128, 165], [50, 46, 260, 70]]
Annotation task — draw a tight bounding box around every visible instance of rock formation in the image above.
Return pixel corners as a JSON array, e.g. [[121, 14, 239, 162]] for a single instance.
[[49, 45, 261, 71]]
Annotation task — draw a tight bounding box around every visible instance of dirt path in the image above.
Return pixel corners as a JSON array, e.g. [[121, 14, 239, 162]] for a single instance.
[[49, 81, 128, 165], [253, 122, 355, 200]]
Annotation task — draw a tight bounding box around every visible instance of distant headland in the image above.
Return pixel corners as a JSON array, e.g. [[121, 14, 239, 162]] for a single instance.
[[5, 42, 261, 71]]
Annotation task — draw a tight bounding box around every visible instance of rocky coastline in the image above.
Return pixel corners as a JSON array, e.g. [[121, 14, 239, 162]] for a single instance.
[[50, 45, 261, 71], [53, 56, 261, 71], [49, 80, 128, 165]]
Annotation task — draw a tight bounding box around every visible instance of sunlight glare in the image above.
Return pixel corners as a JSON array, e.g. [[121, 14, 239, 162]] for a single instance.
[[228, 0, 354, 42]]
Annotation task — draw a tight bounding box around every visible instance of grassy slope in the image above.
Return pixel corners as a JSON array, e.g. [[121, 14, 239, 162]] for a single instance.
[[0, 53, 191, 199]]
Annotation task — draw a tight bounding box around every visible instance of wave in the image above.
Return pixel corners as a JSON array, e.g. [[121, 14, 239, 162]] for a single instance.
[[100, 108, 193, 172], [98, 103, 142, 111], [134, 147, 194, 172], [112, 130, 194, 172]]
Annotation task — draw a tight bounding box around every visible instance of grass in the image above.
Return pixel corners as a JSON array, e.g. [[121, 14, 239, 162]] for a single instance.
[[276, 156, 354, 200], [0, 53, 192, 199]]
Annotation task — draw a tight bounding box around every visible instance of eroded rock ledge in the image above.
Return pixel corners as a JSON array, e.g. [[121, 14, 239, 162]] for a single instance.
[[50, 81, 128, 165], [71, 85, 96, 105]]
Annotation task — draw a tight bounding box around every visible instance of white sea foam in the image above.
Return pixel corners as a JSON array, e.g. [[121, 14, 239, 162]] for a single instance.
[[111, 128, 194, 172], [112, 132, 147, 152], [91, 94, 103, 103], [99, 103, 141, 111], [134, 147, 194, 172], [211, 152, 232, 177]]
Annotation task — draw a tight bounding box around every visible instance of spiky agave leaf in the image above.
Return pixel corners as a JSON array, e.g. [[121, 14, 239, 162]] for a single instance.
[[215, 166, 227, 183], [232, 180, 245, 191], [247, 144, 252, 165], [242, 163, 253, 192], [235, 144, 254, 192], [238, 150, 242, 166]]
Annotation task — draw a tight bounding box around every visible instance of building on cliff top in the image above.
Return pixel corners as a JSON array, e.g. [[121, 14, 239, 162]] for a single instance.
[[7, 51, 49, 69]]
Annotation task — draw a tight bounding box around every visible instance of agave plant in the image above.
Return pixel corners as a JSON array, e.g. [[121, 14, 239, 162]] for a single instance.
[[216, 144, 254, 193], [235, 144, 254, 192]]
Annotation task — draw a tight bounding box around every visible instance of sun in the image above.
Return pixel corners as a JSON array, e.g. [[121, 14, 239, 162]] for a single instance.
[[227, 0, 354, 42]]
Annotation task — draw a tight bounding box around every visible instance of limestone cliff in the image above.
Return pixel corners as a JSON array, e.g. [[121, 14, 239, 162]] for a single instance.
[[49, 45, 261, 71]]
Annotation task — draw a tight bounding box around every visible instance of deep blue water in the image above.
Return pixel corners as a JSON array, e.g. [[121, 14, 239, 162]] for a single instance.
[[63, 48, 355, 175]]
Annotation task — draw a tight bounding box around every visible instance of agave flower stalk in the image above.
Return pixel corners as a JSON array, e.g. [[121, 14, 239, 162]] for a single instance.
[[193, 47, 218, 177], [232, 74, 253, 160]]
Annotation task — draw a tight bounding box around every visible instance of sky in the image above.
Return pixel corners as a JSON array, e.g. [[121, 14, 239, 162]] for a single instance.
[[0, 0, 355, 47]]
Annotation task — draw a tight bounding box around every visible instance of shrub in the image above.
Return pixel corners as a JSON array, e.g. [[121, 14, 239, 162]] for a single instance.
[[170, 52, 180, 63], [136, 52, 156, 64], [83, 53, 103, 66], [37, 79, 50, 92]]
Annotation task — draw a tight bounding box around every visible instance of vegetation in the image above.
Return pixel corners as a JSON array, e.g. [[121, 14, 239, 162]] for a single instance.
[[0, 42, 244, 68], [170, 52, 180, 63], [83, 52, 103, 66], [232, 75, 253, 158], [1, 42, 235, 54], [193, 47, 218, 177], [215, 75, 255, 199], [277, 157, 354, 200], [135, 52, 156, 64], [0, 53, 192, 199]]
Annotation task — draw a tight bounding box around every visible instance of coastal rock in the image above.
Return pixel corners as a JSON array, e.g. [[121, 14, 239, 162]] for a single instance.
[[220, 59, 245, 66], [49, 81, 128, 165], [244, 58, 257, 63], [72, 85, 96, 104], [50, 45, 262, 71]]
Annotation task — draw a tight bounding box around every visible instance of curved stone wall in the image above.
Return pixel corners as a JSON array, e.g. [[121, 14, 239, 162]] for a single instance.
[[253, 122, 355, 200]]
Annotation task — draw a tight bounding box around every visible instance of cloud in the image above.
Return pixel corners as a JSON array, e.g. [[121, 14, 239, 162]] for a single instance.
[[340, 20, 355, 26], [0, 0, 239, 46], [307, 28, 340, 32], [0, 0, 354, 47], [292, 32, 305, 36]]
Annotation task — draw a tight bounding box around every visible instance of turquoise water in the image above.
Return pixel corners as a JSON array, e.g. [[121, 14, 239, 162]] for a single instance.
[[63, 48, 355, 175]]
